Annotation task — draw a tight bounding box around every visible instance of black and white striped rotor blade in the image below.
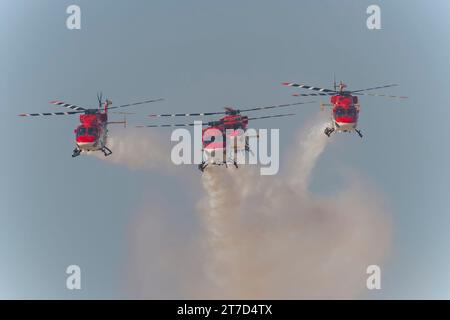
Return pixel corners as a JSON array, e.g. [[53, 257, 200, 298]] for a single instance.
[[353, 92, 408, 99], [18, 111, 84, 117], [292, 92, 335, 97], [282, 82, 337, 93], [136, 122, 205, 128], [109, 98, 164, 110], [350, 84, 399, 93], [50, 100, 88, 111], [148, 110, 225, 118], [247, 113, 296, 121], [238, 101, 315, 113]]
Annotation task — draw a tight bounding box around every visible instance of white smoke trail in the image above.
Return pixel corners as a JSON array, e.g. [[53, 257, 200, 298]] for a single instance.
[[122, 113, 391, 299], [289, 116, 330, 191], [92, 129, 173, 171], [197, 114, 392, 299], [198, 168, 247, 296]]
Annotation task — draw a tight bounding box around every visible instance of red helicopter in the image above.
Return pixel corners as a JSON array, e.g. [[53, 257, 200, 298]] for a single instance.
[[136, 101, 313, 171], [19, 93, 163, 157], [283, 80, 407, 137]]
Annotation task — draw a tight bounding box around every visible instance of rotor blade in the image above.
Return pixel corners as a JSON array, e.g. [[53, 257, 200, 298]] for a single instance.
[[282, 82, 337, 93], [50, 100, 88, 111], [135, 122, 203, 128], [148, 101, 315, 118], [238, 101, 315, 113], [350, 84, 399, 93], [149, 110, 225, 118], [292, 92, 335, 97], [353, 92, 408, 99], [247, 113, 296, 121], [111, 111, 135, 115], [137, 113, 296, 128], [19, 111, 84, 117], [109, 98, 164, 110]]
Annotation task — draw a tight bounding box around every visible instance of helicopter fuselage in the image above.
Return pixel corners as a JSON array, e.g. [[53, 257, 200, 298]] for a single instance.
[[74, 111, 108, 153], [330, 94, 360, 132]]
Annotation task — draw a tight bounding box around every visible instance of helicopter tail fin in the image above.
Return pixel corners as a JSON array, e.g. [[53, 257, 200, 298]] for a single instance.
[[333, 73, 337, 92]]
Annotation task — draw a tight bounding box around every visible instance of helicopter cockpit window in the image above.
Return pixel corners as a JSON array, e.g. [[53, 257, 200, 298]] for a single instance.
[[88, 127, 98, 136], [77, 127, 87, 136], [203, 135, 216, 144], [347, 107, 356, 117], [335, 108, 345, 117]]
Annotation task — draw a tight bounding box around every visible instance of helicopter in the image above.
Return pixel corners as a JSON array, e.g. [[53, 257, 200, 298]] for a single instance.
[[136, 101, 313, 171], [283, 80, 407, 137], [19, 93, 163, 157]]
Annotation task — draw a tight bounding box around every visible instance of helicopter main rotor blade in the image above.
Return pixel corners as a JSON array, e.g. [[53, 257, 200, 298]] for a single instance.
[[282, 82, 337, 93], [247, 113, 296, 121], [149, 111, 225, 118], [237, 101, 315, 113], [137, 113, 296, 128], [18, 111, 84, 117], [148, 101, 314, 118], [292, 92, 335, 97], [350, 84, 399, 93], [108, 98, 164, 110], [353, 92, 408, 99], [50, 100, 88, 111], [136, 122, 203, 128]]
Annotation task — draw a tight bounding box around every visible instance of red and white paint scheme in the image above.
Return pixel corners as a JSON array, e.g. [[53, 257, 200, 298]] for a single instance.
[[283, 80, 407, 137], [200, 118, 249, 170], [201, 127, 228, 167], [137, 102, 312, 171], [19, 93, 163, 157], [75, 108, 108, 154]]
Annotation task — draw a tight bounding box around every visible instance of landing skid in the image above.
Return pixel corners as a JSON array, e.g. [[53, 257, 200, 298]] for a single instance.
[[324, 127, 363, 138], [72, 148, 81, 158], [198, 162, 207, 172], [225, 160, 239, 169], [245, 143, 255, 157], [355, 129, 363, 138], [198, 161, 238, 173], [102, 146, 112, 157], [324, 127, 335, 137]]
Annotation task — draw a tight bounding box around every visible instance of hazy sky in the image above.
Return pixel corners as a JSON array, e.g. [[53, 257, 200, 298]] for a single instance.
[[1, 0, 450, 299]]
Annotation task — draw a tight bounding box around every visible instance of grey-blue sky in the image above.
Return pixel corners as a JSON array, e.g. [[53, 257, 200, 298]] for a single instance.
[[1, 0, 449, 298]]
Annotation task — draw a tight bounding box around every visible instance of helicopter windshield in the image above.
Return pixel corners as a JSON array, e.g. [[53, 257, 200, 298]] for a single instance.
[[203, 135, 216, 144], [335, 107, 357, 117], [88, 127, 98, 136], [335, 107, 345, 117], [347, 107, 357, 117], [76, 127, 87, 136]]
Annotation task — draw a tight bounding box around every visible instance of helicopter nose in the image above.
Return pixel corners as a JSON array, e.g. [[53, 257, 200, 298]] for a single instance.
[[77, 141, 96, 151], [335, 121, 357, 130]]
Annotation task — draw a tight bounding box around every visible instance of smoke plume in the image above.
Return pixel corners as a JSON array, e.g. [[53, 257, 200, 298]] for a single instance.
[[196, 117, 392, 299], [93, 128, 173, 171], [117, 115, 392, 299]]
